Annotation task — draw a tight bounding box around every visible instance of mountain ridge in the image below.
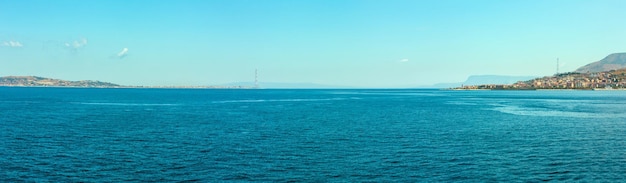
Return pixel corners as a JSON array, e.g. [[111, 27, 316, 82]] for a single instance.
[[575, 52, 626, 73]]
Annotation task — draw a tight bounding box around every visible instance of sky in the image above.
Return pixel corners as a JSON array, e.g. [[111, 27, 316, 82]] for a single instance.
[[1, 0, 626, 87]]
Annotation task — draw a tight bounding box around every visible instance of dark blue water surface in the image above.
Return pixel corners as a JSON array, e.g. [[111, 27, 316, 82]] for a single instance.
[[2, 87, 626, 182]]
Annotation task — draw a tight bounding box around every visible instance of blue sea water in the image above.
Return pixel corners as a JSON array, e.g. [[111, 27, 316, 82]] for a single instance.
[[2, 87, 626, 182]]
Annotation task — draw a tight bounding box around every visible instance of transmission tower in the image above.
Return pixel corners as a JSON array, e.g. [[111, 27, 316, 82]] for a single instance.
[[556, 58, 559, 75], [254, 69, 259, 89]]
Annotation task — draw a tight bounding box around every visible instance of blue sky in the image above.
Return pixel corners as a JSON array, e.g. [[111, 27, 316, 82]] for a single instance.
[[1, 0, 626, 87]]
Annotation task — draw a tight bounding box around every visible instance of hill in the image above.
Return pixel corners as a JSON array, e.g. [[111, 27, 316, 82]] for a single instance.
[[0, 76, 121, 87], [575, 52, 626, 73]]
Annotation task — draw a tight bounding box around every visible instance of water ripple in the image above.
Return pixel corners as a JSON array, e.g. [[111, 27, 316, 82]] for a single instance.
[[2, 88, 626, 181]]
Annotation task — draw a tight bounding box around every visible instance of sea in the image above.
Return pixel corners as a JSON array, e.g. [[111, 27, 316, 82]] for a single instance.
[[2, 87, 626, 182]]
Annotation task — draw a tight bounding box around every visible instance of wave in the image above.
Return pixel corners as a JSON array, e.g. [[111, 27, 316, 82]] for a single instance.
[[73, 102, 179, 106], [212, 97, 357, 104], [328, 91, 447, 97]]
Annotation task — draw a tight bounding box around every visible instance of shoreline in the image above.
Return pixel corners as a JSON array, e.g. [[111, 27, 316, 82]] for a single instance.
[[0, 85, 256, 89]]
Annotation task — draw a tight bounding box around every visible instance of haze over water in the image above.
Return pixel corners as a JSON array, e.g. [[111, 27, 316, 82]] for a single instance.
[[2, 87, 626, 182]]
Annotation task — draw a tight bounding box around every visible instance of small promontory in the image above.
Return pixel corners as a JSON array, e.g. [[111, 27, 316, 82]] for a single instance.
[[0, 76, 121, 88]]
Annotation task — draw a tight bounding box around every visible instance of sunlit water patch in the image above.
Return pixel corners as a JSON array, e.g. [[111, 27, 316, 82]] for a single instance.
[[490, 104, 604, 118]]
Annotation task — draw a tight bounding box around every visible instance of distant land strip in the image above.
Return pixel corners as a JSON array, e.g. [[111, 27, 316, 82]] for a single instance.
[[0, 76, 254, 89]]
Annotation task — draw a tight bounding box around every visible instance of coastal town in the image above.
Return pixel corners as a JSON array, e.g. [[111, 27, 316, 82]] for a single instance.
[[455, 68, 626, 90]]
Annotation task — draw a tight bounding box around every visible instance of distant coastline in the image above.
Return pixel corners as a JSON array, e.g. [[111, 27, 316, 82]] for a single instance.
[[0, 76, 256, 89], [452, 68, 626, 91]]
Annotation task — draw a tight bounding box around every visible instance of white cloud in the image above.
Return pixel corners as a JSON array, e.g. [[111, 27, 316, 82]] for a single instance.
[[399, 58, 409, 62], [2, 41, 23, 47], [65, 38, 87, 49], [117, 48, 128, 58]]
